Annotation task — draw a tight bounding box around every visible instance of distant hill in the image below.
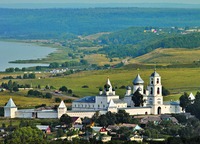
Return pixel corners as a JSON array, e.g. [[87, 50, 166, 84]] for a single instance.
[[1, 8, 200, 39]]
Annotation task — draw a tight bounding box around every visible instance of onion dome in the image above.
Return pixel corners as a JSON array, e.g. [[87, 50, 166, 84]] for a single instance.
[[151, 71, 160, 77], [133, 74, 144, 85], [127, 86, 131, 90]]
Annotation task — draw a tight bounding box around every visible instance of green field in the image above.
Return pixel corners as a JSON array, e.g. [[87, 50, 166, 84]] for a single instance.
[[1, 67, 199, 104], [0, 91, 55, 108]]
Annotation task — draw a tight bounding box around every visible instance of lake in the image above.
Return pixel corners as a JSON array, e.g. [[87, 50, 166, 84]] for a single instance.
[[0, 41, 56, 71]]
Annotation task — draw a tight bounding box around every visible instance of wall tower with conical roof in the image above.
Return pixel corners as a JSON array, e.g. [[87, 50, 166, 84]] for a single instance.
[[57, 100, 67, 118], [4, 98, 17, 118]]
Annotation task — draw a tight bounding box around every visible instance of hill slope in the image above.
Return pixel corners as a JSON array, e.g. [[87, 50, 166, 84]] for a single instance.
[[131, 48, 200, 65]]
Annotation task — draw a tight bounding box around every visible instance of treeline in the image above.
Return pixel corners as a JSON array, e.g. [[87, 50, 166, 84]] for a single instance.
[[1, 80, 31, 92], [5, 66, 42, 72], [2, 74, 36, 79], [49, 59, 88, 68], [27, 90, 52, 99]]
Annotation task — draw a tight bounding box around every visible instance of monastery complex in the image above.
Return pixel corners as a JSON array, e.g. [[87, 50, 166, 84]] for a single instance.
[[4, 70, 182, 119]]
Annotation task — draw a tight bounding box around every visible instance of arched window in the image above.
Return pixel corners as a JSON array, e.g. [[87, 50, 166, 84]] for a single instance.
[[157, 78, 159, 84], [151, 78, 153, 84], [157, 87, 160, 94], [150, 87, 153, 95]]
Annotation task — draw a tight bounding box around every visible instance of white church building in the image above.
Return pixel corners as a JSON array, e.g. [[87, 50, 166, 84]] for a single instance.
[[71, 70, 182, 116], [4, 70, 182, 119]]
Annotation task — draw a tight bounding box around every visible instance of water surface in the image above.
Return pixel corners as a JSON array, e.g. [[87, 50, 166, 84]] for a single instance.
[[0, 41, 56, 71]]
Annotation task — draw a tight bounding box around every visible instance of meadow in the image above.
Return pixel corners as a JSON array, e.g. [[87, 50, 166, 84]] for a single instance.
[[1, 67, 200, 105]]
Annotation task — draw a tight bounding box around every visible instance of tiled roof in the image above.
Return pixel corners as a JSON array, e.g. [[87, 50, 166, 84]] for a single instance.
[[113, 99, 126, 104], [74, 96, 96, 103]]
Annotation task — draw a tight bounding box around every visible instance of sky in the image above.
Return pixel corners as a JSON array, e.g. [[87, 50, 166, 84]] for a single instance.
[[0, 0, 200, 4]]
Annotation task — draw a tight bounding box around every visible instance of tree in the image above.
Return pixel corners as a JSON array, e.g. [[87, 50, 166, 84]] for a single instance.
[[162, 86, 170, 96], [28, 90, 34, 96], [97, 115, 108, 127], [5, 67, 15, 73], [59, 86, 68, 92], [80, 59, 88, 65], [13, 87, 19, 92], [14, 67, 20, 72], [49, 62, 59, 68], [132, 89, 144, 107], [7, 80, 13, 92], [29, 73, 36, 79], [116, 110, 131, 123], [56, 129, 64, 137], [36, 66, 42, 71], [55, 98, 61, 103], [186, 92, 200, 119], [6, 126, 46, 144], [22, 67, 26, 71], [68, 89, 72, 94], [179, 92, 190, 111], [60, 114, 73, 126], [23, 74, 28, 79], [45, 93, 52, 99]]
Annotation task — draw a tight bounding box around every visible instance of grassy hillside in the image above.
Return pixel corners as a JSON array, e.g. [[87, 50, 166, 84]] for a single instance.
[[131, 48, 200, 65]]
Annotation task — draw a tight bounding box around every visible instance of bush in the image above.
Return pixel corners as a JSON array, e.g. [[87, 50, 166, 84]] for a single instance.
[[119, 85, 126, 89], [45, 93, 52, 99], [59, 86, 68, 92], [55, 98, 61, 103], [64, 99, 72, 103], [68, 89, 72, 94], [82, 85, 89, 88], [13, 87, 19, 92]]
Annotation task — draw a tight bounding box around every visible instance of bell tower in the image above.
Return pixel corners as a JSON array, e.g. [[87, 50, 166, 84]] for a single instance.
[[147, 70, 163, 114], [147, 70, 163, 105]]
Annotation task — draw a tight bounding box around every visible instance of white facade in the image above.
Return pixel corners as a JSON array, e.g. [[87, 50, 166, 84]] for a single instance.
[[71, 78, 127, 112], [4, 99, 67, 119], [123, 70, 182, 115], [72, 70, 182, 116]]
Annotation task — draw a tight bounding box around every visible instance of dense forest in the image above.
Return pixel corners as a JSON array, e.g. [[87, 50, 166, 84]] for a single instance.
[[1, 8, 200, 39]]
